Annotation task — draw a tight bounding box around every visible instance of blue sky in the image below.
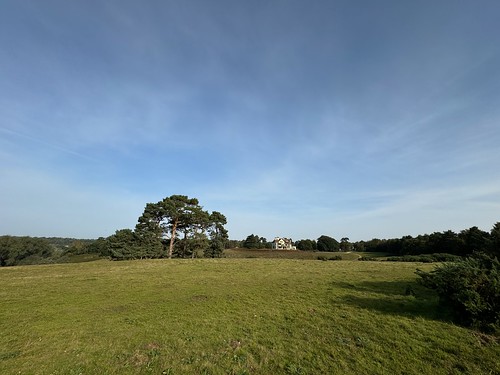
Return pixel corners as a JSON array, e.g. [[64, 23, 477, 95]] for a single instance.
[[1, 0, 499, 241]]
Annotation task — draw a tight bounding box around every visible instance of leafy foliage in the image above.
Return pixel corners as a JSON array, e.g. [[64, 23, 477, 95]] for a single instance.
[[416, 253, 500, 332], [204, 211, 228, 258], [316, 235, 340, 252], [0, 236, 53, 266], [242, 234, 268, 249], [295, 239, 317, 251], [107, 229, 164, 260], [110, 195, 228, 260], [340, 237, 353, 252], [136, 195, 208, 258]]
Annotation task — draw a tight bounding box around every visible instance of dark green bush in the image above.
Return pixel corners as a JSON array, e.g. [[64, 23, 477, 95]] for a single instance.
[[0, 236, 54, 266], [358, 256, 378, 261], [416, 253, 500, 332], [317, 255, 342, 261], [387, 253, 462, 263]]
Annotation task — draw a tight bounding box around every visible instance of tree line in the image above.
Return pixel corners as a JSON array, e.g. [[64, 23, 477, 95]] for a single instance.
[[1, 196, 499, 266], [0, 236, 54, 266], [238, 223, 500, 259], [354, 223, 500, 258], [239, 234, 352, 252]]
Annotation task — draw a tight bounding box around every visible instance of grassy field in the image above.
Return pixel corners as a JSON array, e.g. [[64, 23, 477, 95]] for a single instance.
[[1, 258, 498, 374]]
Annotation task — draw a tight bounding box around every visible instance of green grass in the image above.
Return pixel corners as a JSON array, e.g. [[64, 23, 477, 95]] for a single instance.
[[1, 259, 498, 374]]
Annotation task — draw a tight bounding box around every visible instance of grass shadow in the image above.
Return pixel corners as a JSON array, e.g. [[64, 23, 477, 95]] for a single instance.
[[335, 280, 452, 322]]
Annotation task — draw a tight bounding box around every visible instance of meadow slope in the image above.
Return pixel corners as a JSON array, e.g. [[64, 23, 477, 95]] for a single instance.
[[0, 259, 498, 374]]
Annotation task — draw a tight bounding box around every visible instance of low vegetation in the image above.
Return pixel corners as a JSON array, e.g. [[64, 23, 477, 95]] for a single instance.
[[1, 259, 499, 374], [362, 253, 463, 263], [0, 236, 100, 266], [417, 252, 500, 332]]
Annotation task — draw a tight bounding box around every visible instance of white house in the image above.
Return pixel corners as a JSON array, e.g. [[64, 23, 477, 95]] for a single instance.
[[271, 237, 296, 250]]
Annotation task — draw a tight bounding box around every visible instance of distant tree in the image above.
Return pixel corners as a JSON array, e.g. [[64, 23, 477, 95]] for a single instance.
[[107, 229, 140, 260], [205, 211, 228, 258], [85, 237, 110, 257], [400, 235, 420, 255], [459, 226, 489, 255], [67, 240, 87, 255], [243, 234, 262, 249], [424, 231, 459, 255], [136, 195, 208, 259], [226, 239, 242, 249], [295, 239, 317, 251], [489, 222, 500, 257], [352, 241, 365, 252], [0, 236, 53, 266], [257, 237, 272, 248], [340, 237, 353, 252], [317, 235, 340, 252]]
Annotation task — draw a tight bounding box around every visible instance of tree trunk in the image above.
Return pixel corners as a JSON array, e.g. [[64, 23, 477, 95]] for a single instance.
[[168, 219, 178, 259]]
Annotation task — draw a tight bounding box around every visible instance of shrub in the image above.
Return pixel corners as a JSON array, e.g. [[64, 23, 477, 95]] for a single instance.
[[317, 255, 342, 261], [0, 236, 54, 266], [358, 256, 377, 261], [416, 253, 500, 332], [386, 253, 462, 263]]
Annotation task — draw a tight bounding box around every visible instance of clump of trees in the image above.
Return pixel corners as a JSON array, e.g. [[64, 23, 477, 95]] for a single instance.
[[416, 252, 500, 332], [295, 239, 317, 251], [294, 236, 344, 252], [109, 195, 228, 260], [0, 236, 108, 266], [242, 235, 270, 249], [316, 235, 340, 252], [0, 236, 54, 266]]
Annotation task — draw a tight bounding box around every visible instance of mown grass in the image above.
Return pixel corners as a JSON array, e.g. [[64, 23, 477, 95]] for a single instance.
[[0, 259, 498, 374]]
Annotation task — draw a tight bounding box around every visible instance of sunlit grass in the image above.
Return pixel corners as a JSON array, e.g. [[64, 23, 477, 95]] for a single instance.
[[1, 259, 498, 374]]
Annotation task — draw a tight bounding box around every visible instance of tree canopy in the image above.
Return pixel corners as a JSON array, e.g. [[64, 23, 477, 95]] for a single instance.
[[317, 235, 340, 252], [356, 223, 500, 258], [295, 239, 317, 251], [123, 194, 228, 260], [242, 234, 269, 249], [0, 236, 53, 266]]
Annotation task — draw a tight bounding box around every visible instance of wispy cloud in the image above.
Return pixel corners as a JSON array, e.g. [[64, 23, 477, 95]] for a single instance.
[[0, 127, 99, 162]]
